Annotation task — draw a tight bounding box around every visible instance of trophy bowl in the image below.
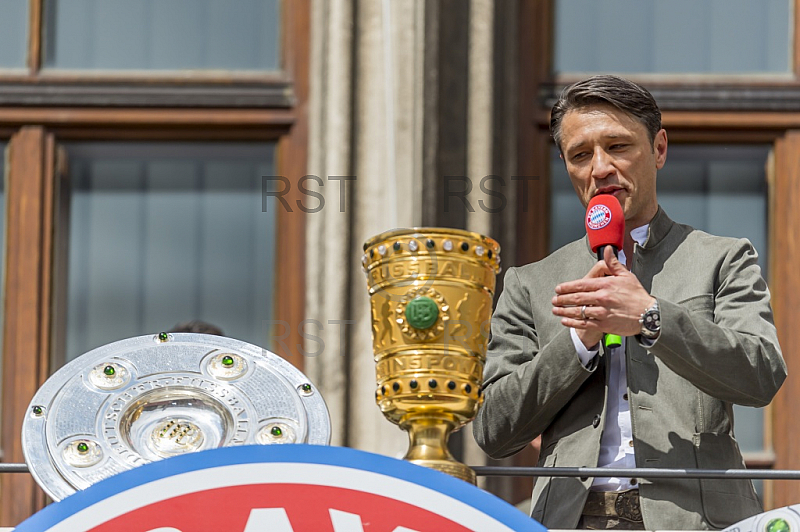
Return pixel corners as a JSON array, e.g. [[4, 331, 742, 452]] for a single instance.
[[362, 228, 500, 483], [22, 333, 330, 500]]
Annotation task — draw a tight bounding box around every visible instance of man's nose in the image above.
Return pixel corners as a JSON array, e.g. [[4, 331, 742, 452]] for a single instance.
[[590, 149, 614, 180]]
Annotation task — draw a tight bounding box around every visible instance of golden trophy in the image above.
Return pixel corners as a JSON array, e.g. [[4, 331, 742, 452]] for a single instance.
[[362, 228, 500, 483]]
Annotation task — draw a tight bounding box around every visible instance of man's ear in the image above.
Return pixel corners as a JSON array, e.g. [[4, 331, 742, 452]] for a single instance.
[[654, 129, 668, 169]]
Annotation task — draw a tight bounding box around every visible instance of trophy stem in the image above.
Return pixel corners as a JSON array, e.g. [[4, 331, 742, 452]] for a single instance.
[[401, 415, 476, 484]]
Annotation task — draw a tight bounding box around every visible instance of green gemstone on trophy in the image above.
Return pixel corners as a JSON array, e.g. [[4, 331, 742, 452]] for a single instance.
[[158, 332, 169, 341], [76, 442, 89, 453], [302, 383, 312, 393], [222, 355, 234, 367], [271, 426, 283, 437], [103, 365, 115, 376], [405, 296, 439, 329], [32, 406, 43, 416], [767, 518, 791, 532]]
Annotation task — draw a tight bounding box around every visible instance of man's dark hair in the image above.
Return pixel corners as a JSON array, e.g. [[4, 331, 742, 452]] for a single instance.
[[169, 320, 224, 336], [550, 75, 662, 152]]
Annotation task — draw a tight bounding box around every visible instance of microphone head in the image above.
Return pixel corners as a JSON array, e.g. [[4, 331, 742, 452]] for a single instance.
[[585, 194, 624, 253]]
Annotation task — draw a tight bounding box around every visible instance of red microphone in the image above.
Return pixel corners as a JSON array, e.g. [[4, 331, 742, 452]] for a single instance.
[[585, 194, 624, 261], [585, 194, 625, 348]]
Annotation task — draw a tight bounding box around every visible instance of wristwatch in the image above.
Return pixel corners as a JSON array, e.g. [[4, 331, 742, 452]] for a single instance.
[[638, 299, 661, 340]]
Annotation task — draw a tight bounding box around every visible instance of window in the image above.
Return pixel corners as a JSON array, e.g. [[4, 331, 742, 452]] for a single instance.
[[43, 0, 280, 72], [0, 0, 308, 522], [0, 0, 28, 69], [65, 142, 276, 360], [554, 0, 791, 74], [518, 0, 800, 511]]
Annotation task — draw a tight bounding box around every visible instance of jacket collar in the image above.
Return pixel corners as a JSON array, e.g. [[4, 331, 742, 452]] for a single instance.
[[641, 205, 674, 249]]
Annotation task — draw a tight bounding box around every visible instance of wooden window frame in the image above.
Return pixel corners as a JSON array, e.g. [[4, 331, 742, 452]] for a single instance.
[[0, 0, 309, 525], [544, 0, 800, 114], [516, 0, 800, 511], [0, 0, 293, 108]]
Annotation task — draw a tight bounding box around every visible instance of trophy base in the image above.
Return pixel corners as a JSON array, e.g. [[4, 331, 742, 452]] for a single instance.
[[408, 458, 476, 484], [401, 416, 477, 485]]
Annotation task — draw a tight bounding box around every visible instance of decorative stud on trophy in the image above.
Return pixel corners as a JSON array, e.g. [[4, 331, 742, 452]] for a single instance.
[[362, 228, 500, 484]]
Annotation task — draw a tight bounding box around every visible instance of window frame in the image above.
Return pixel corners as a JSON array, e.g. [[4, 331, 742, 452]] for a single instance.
[[551, 2, 796, 81], [548, 0, 800, 110], [0, 0, 309, 525], [0, 0, 293, 108], [517, 0, 800, 511]]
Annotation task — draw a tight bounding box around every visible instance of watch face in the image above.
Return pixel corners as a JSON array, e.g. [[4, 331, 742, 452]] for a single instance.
[[643, 310, 661, 333]]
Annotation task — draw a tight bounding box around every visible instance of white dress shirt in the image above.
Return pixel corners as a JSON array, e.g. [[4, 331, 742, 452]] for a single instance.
[[570, 224, 649, 492]]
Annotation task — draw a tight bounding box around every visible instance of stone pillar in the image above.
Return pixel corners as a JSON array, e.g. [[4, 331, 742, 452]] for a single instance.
[[305, 0, 519, 469]]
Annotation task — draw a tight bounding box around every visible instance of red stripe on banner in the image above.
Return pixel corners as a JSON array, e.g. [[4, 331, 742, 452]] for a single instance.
[[87, 483, 475, 532]]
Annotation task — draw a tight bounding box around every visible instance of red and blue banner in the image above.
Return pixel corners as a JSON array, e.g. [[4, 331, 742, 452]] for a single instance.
[[16, 444, 544, 532]]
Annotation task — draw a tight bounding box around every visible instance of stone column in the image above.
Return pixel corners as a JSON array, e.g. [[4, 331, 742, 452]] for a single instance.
[[305, 0, 519, 469]]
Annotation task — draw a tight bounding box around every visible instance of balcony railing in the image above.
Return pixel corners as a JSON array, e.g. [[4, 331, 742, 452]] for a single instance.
[[472, 466, 800, 480]]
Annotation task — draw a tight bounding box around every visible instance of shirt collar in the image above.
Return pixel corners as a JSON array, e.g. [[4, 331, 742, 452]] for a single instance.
[[630, 224, 648, 246]]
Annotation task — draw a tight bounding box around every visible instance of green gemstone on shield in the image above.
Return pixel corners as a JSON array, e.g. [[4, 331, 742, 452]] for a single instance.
[[271, 426, 283, 437], [103, 365, 115, 376], [158, 332, 169, 341], [302, 383, 312, 393], [76, 442, 89, 453], [767, 519, 791, 532], [405, 296, 439, 330], [32, 406, 43, 416], [222, 356, 234, 367]]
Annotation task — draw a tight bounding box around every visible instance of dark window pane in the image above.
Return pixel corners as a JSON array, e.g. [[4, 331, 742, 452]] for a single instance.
[[0, 0, 29, 68], [43, 0, 280, 71], [555, 0, 790, 74], [65, 142, 276, 361]]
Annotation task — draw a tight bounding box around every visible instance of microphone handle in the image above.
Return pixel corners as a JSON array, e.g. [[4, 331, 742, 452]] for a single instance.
[[605, 334, 623, 349], [596, 244, 618, 261], [596, 245, 623, 349]]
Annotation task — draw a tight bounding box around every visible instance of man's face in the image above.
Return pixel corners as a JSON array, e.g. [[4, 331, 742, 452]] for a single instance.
[[559, 104, 667, 230]]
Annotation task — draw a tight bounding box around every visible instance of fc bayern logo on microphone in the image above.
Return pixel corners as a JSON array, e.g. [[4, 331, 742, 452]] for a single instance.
[[587, 204, 612, 230]]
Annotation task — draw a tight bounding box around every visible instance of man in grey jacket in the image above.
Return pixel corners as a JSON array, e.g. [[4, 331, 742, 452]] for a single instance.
[[473, 75, 787, 529]]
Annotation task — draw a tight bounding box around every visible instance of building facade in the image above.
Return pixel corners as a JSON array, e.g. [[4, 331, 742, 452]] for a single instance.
[[0, 0, 798, 524]]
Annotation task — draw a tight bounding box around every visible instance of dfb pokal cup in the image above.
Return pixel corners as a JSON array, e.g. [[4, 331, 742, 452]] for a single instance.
[[362, 228, 500, 484]]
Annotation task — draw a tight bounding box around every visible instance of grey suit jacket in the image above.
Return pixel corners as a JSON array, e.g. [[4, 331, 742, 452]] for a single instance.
[[473, 208, 787, 529]]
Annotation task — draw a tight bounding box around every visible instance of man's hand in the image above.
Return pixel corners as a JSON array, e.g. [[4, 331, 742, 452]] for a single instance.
[[551, 246, 656, 348]]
